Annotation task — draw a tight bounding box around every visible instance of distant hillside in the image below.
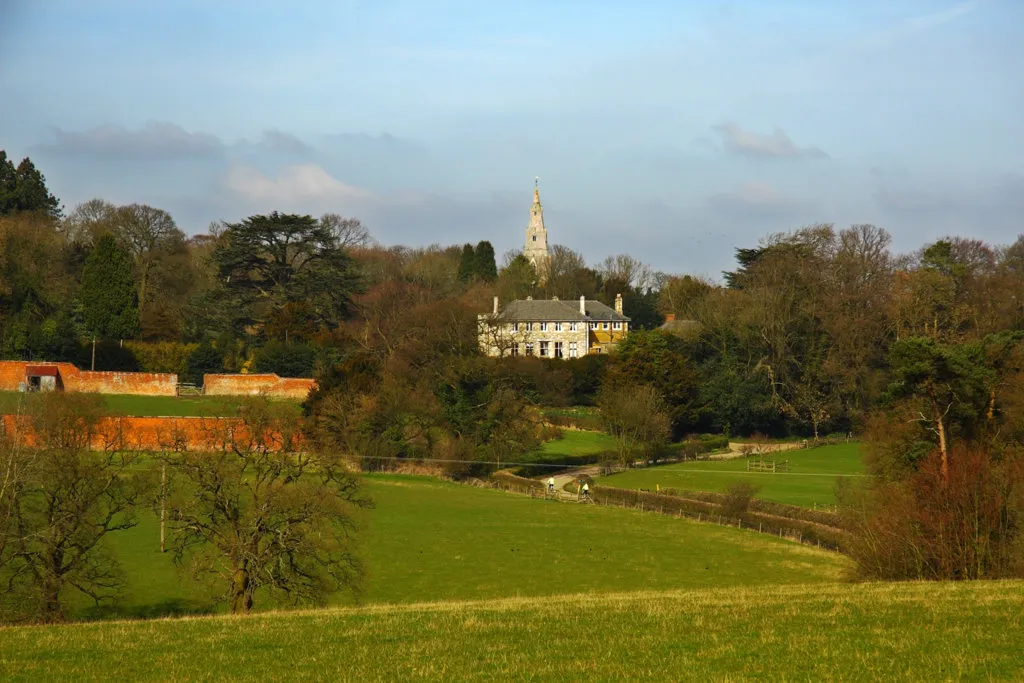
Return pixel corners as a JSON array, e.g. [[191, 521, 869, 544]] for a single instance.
[[2, 581, 1021, 681]]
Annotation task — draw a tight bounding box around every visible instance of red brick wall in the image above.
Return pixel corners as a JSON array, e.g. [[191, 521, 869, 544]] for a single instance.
[[203, 373, 316, 400], [1, 414, 300, 452], [0, 361, 177, 396]]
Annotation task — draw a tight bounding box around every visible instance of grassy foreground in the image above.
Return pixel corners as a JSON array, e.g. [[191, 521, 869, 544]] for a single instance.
[[3, 581, 1021, 681], [600, 443, 865, 507]]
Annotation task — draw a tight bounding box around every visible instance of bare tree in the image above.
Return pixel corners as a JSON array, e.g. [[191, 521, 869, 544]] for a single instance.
[[1, 394, 146, 623], [320, 213, 373, 250], [61, 198, 117, 246], [165, 398, 371, 613], [114, 203, 185, 311], [598, 384, 671, 465], [600, 254, 654, 292]]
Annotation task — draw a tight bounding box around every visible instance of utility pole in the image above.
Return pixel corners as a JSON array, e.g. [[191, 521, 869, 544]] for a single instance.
[[91, 336, 97, 371], [160, 463, 167, 553]]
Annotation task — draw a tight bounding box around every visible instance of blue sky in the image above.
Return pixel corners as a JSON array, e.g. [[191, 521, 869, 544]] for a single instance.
[[2, 0, 1021, 278]]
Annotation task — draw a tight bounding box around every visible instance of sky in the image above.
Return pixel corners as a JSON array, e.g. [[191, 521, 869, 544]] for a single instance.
[[2, 0, 1022, 279]]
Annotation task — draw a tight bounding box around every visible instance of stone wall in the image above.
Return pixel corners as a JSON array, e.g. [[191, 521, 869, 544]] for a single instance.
[[203, 373, 316, 399], [0, 361, 178, 396]]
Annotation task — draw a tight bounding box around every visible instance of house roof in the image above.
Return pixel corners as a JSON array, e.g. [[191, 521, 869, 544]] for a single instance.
[[497, 298, 631, 322]]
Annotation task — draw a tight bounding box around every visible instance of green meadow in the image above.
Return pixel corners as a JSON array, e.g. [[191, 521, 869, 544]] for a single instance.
[[69, 473, 847, 620], [599, 443, 866, 507], [527, 429, 617, 464], [0, 391, 302, 417], [4, 581, 1021, 681]]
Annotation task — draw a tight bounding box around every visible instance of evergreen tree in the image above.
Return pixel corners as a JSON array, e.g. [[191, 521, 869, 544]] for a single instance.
[[186, 341, 225, 385], [457, 243, 476, 282], [0, 152, 62, 218], [80, 234, 139, 339], [473, 241, 498, 282]]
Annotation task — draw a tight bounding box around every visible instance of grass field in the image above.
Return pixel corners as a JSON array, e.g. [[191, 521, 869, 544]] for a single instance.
[[528, 429, 617, 464], [3, 581, 1021, 681], [68, 473, 847, 620], [0, 391, 301, 417], [599, 443, 866, 508]]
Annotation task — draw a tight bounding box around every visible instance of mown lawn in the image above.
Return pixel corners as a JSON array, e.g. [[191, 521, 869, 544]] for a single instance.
[[3, 581, 1021, 681], [0, 391, 301, 417], [599, 443, 866, 508], [69, 473, 848, 620]]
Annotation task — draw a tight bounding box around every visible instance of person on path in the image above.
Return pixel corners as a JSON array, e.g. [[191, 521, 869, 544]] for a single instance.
[[547, 477, 555, 495], [582, 482, 590, 500]]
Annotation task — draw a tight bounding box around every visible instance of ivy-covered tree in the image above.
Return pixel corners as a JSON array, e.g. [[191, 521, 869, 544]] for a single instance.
[[80, 234, 139, 340]]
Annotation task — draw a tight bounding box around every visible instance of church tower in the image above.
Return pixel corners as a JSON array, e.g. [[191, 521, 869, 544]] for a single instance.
[[523, 178, 551, 284]]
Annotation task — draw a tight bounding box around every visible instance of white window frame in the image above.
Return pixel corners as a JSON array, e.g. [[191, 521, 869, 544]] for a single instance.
[[511, 323, 519, 333], [602, 322, 609, 330], [590, 323, 598, 330], [554, 322, 562, 332], [613, 322, 622, 330], [554, 341, 563, 358], [569, 322, 578, 332], [539, 340, 549, 357], [539, 322, 548, 332], [510, 344, 519, 357], [525, 342, 534, 356], [568, 342, 578, 358]]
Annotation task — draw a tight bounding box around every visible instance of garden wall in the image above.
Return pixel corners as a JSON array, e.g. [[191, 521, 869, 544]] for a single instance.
[[0, 414, 298, 452], [203, 373, 316, 399], [0, 361, 177, 396]]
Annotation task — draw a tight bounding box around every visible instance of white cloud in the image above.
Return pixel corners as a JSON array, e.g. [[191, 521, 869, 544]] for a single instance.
[[224, 164, 372, 206], [712, 123, 827, 160]]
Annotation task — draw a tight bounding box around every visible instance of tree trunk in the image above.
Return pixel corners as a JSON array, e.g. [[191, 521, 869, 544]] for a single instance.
[[230, 568, 253, 613], [934, 407, 949, 484], [40, 577, 64, 623]]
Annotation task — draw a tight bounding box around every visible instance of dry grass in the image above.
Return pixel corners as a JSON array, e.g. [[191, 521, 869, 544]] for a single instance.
[[2, 581, 1021, 681]]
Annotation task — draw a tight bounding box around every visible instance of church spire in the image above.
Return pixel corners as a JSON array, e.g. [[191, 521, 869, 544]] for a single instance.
[[524, 178, 550, 284]]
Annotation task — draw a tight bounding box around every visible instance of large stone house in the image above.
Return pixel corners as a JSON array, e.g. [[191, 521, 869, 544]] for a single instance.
[[479, 294, 630, 359]]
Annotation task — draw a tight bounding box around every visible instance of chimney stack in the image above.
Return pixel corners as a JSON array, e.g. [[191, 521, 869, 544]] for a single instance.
[[615, 293, 623, 314], [493, 296, 499, 316], [579, 295, 586, 315]]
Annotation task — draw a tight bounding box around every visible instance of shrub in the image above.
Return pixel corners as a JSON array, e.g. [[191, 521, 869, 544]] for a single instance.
[[722, 482, 760, 518], [81, 340, 139, 372], [186, 341, 225, 386], [843, 447, 1024, 580], [123, 341, 198, 375], [253, 341, 316, 378]]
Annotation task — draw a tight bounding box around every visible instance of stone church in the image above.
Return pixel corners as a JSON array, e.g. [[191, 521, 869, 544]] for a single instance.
[[523, 179, 552, 283]]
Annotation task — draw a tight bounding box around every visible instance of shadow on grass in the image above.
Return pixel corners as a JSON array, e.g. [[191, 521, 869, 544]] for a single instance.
[[81, 598, 217, 622]]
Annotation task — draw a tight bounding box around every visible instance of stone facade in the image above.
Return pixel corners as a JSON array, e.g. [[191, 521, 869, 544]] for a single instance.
[[523, 181, 551, 284], [479, 295, 630, 359]]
